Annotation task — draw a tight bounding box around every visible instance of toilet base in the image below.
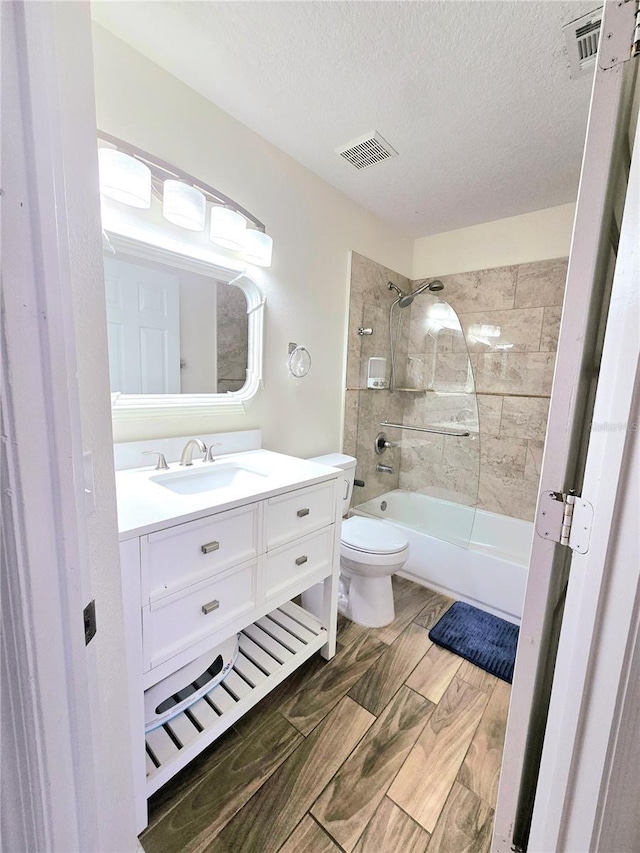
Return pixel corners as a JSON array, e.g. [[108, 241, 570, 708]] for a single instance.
[[342, 571, 395, 628]]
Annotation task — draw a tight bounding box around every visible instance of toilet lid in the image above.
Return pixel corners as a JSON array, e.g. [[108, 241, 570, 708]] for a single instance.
[[341, 517, 408, 555]]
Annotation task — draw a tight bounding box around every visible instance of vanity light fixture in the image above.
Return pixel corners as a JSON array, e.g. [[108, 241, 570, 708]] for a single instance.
[[98, 131, 274, 265], [243, 228, 273, 267], [98, 148, 151, 208], [162, 180, 206, 231], [209, 206, 247, 251]]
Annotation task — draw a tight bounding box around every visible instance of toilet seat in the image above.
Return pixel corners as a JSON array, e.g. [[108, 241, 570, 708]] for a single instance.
[[341, 517, 408, 555]]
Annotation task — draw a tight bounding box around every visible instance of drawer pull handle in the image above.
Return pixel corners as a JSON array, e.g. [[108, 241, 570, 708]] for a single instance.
[[297, 508, 310, 517], [295, 555, 308, 566], [201, 599, 220, 615], [201, 541, 220, 554]]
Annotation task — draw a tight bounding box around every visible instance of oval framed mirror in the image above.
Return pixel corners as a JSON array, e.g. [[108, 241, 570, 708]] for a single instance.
[[105, 231, 265, 420]]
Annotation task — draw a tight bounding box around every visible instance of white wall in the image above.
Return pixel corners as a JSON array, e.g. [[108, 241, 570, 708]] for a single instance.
[[411, 202, 576, 279], [92, 25, 413, 454]]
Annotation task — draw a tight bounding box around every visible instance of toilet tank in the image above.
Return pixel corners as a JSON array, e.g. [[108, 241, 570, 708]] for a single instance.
[[308, 454, 357, 517]]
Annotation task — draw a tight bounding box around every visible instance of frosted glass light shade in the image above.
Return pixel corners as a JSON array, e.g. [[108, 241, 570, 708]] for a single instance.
[[209, 207, 246, 251], [243, 229, 273, 267], [162, 180, 206, 231], [98, 148, 151, 208]]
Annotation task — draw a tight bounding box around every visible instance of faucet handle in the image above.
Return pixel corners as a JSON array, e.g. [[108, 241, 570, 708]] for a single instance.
[[142, 450, 169, 471], [205, 443, 222, 463]]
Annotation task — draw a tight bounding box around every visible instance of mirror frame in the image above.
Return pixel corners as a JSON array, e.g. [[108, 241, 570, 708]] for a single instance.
[[106, 231, 265, 420]]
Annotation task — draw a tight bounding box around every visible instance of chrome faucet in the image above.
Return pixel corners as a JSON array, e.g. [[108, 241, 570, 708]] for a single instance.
[[179, 438, 207, 466], [205, 443, 222, 463]]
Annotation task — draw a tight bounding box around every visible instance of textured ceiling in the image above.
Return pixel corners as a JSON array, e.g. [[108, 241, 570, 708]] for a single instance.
[[91, 1, 598, 238]]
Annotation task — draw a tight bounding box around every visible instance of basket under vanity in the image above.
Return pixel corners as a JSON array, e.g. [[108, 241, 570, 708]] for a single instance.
[[117, 445, 341, 832]]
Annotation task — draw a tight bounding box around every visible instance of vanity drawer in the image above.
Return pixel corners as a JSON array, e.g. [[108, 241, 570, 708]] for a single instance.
[[143, 560, 257, 671], [142, 504, 260, 603], [265, 526, 334, 601], [266, 480, 336, 550]]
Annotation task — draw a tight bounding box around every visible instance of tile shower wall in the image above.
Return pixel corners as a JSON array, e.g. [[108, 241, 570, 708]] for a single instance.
[[345, 253, 411, 504], [344, 254, 567, 522]]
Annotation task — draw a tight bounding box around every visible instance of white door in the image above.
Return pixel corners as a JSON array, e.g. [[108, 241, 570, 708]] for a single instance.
[[493, 2, 640, 849], [104, 256, 181, 394]]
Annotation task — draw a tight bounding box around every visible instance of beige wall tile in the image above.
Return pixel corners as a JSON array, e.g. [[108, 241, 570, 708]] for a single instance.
[[435, 266, 516, 314], [343, 390, 359, 458], [443, 434, 481, 472], [400, 435, 445, 470], [477, 395, 503, 436], [457, 307, 544, 353], [514, 258, 568, 309], [524, 440, 544, 482], [480, 435, 526, 478], [500, 396, 550, 441], [474, 352, 556, 396], [478, 473, 538, 521], [400, 462, 479, 506], [540, 304, 562, 352], [431, 351, 475, 393]]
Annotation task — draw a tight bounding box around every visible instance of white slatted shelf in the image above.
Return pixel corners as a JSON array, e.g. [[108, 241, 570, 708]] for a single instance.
[[144, 601, 327, 794]]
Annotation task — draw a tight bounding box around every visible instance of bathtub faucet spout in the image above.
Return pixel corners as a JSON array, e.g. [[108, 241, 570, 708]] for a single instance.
[[376, 464, 394, 474]]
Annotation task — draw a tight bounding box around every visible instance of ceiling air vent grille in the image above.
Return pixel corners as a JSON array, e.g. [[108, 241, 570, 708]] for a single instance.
[[563, 8, 603, 78], [337, 132, 398, 170]]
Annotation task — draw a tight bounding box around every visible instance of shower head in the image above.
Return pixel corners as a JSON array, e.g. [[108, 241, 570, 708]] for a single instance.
[[411, 279, 445, 296], [397, 293, 415, 308], [388, 278, 445, 308]]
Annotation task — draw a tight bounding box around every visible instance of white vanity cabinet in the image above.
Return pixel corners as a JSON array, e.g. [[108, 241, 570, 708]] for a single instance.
[[118, 465, 341, 832]]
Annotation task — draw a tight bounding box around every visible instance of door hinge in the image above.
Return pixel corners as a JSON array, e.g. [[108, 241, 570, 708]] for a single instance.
[[536, 490, 594, 554]]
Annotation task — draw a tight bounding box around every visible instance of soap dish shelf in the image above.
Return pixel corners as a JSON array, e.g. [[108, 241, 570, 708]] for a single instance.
[[144, 600, 327, 795]]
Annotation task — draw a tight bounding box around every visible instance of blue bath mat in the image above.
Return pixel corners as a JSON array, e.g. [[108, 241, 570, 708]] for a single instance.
[[429, 601, 519, 683]]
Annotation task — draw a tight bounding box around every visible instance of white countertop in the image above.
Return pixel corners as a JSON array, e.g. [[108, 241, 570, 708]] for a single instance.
[[116, 449, 340, 541]]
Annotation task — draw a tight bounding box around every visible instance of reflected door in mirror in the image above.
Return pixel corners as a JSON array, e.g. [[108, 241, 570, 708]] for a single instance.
[[105, 257, 181, 394], [104, 252, 249, 395]]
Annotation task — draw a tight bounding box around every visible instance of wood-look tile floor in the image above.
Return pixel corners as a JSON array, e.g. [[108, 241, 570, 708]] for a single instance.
[[140, 577, 511, 853]]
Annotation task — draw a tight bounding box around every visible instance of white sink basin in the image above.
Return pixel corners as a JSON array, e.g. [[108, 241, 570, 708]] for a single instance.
[[150, 462, 270, 495]]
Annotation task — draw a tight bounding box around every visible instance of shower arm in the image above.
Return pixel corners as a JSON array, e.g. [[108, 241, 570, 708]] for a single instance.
[[380, 421, 470, 438]]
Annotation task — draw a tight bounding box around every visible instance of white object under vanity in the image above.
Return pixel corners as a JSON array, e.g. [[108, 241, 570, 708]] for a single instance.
[[116, 431, 341, 832]]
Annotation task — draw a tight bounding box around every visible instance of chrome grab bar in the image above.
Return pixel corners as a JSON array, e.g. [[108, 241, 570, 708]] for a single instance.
[[380, 421, 470, 438]]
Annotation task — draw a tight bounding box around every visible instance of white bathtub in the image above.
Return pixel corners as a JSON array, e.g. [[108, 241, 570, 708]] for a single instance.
[[354, 490, 532, 624]]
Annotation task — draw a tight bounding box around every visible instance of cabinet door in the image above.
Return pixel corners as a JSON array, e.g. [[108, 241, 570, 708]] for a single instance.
[[143, 560, 257, 671], [142, 503, 260, 603]]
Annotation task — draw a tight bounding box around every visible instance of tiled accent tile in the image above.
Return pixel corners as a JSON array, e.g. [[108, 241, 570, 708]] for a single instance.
[[540, 304, 562, 351], [514, 258, 568, 308], [457, 307, 544, 353], [499, 396, 550, 441]]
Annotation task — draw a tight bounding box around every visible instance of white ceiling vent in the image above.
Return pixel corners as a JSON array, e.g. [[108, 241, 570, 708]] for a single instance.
[[337, 131, 398, 170], [563, 8, 603, 79]]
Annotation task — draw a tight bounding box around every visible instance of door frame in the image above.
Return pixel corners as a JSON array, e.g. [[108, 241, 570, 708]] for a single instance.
[[493, 1, 639, 848], [528, 74, 640, 851]]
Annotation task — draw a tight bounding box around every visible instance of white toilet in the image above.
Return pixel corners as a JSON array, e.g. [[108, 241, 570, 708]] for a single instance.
[[307, 454, 409, 628]]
